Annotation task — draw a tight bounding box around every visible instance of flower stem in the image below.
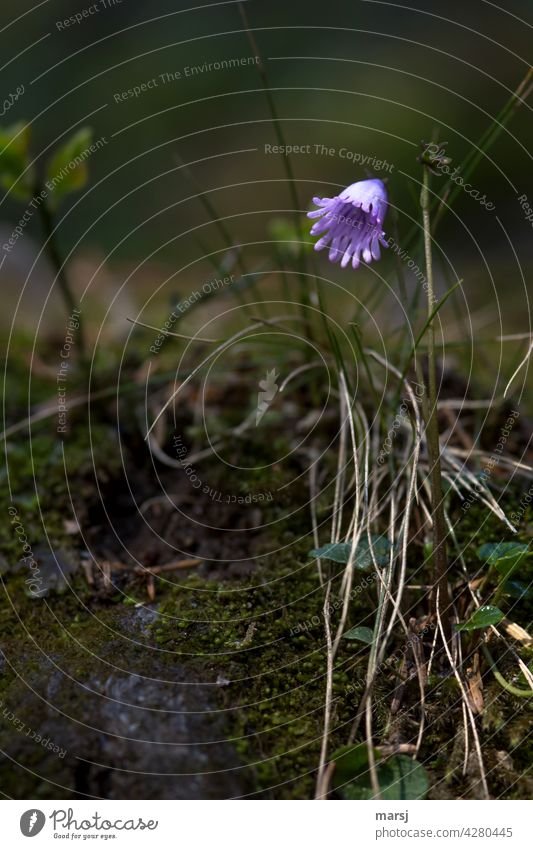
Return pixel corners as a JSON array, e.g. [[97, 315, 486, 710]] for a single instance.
[[238, 2, 313, 342], [420, 167, 451, 643]]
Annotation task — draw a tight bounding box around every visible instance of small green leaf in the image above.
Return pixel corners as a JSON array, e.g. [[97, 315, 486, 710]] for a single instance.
[[343, 625, 374, 644], [0, 121, 32, 198], [332, 746, 429, 800], [344, 755, 429, 800], [331, 743, 376, 789], [477, 542, 530, 579], [477, 542, 529, 563], [45, 127, 93, 207], [455, 605, 504, 632], [309, 534, 391, 569], [502, 580, 532, 600], [268, 217, 310, 257], [310, 542, 353, 563]]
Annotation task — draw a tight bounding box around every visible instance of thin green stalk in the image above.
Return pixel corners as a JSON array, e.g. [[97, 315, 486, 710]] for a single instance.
[[238, 3, 302, 241], [276, 252, 292, 304], [391, 209, 409, 306], [393, 280, 461, 414], [238, 2, 312, 337], [413, 356, 430, 428], [37, 188, 86, 360], [175, 153, 266, 316], [432, 67, 533, 233], [403, 67, 533, 251], [349, 324, 386, 439], [481, 644, 533, 698], [420, 167, 451, 642]]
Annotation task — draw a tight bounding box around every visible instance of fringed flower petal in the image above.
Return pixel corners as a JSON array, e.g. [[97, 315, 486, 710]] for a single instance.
[[307, 179, 389, 270]]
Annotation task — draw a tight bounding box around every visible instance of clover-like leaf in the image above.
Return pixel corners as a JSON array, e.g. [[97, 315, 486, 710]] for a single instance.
[[454, 605, 504, 632], [0, 121, 33, 198], [309, 534, 391, 569], [343, 625, 374, 644], [343, 755, 429, 800], [45, 127, 93, 207], [477, 542, 530, 580], [332, 744, 429, 800], [331, 743, 375, 789], [502, 580, 532, 600]]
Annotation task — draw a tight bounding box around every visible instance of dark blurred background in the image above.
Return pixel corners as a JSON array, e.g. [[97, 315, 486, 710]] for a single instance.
[[1, 0, 531, 349]]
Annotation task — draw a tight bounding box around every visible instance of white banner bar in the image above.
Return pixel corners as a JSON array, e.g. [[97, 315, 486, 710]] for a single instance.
[[2, 799, 531, 847]]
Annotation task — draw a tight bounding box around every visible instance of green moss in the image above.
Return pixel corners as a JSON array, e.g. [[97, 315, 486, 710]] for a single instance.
[[1, 372, 532, 799]]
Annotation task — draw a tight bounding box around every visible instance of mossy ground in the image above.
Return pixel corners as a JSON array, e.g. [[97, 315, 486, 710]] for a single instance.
[[0, 350, 531, 799]]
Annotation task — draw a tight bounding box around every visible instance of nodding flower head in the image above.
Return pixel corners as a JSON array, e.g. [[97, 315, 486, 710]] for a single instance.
[[307, 178, 389, 269]]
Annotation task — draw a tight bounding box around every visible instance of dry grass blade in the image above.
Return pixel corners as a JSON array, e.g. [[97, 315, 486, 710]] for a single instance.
[[127, 317, 220, 343], [144, 323, 264, 440], [503, 339, 533, 398], [436, 596, 490, 799]]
